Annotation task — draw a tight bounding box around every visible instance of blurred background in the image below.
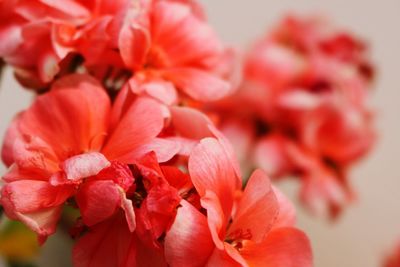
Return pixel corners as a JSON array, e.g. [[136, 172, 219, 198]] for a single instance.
[[0, 0, 399, 266]]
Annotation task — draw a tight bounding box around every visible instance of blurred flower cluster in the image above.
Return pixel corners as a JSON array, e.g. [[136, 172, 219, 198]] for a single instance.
[[0, 0, 377, 266]]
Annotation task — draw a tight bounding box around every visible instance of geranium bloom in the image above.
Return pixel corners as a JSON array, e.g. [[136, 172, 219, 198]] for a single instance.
[[204, 15, 375, 217], [72, 152, 190, 267], [0, 0, 130, 89], [119, 0, 234, 103], [165, 138, 313, 266], [0, 74, 171, 242]]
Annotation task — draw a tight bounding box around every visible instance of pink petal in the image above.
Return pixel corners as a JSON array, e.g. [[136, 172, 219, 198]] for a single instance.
[[227, 170, 279, 244], [170, 106, 214, 139], [1, 180, 71, 213], [61, 152, 110, 181], [119, 23, 150, 70], [272, 186, 297, 228], [127, 137, 181, 163], [188, 138, 238, 219], [254, 135, 293, 177], [1, 113, 21, 167], [17, 206, 63, 244], [130, 79, 178, 105], [76, 180, 121, 227], [17, 74, 110, 159], [240, 227, 313, 267], [73, 213, 136, 267], [163, 68, 231, 101], [102, 97, 164, 162], [206, 247, 243, 267], [200, 191, 227, 250], [151, 1, 221, 67], [1, 180, 73, 239], [165, 200, 214, 267], [120, 191, 136, 232]]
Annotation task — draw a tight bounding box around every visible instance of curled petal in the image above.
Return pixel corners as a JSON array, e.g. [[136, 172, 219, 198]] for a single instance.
[[0, 180, 73, 241], [61, 152, 110, 181]]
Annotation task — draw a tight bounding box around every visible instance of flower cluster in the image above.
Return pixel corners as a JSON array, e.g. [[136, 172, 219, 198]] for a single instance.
[[0, 75, 312, 266], [204, 15, 376, 218], [0, 0, 234, 101], [0, 0, 377, 266]]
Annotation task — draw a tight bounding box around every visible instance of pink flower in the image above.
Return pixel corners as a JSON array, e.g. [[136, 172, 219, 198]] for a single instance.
[[119, 0, 234, 102], [0, 74, 169, 242], [204, 15, 375, 217], [72, 152, 196, 267], [244, 15, 375, 164], [0, 0, 129, 88], [165, 138, 313, 266], [254, 135, 354, 217]]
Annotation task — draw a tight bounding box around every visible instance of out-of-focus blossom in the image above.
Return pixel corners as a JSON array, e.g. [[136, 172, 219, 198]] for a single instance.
[[165, 138, 313, 266], [119, 0, 236, 103], [0, 0, 237, 103], [0, 74, 172, 242], [205, 15, 375, 218], [385, 241, 400, 267], [0, 0, 131, 89]]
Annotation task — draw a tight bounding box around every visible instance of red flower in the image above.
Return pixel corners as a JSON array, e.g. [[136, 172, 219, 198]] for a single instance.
[[119, 0, 234, 102], [165, 138, 313, 266], [0, 74, 168, 242], [0, 0, 130, 88]]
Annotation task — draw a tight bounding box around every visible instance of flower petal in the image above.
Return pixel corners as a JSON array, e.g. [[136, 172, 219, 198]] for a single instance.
[[188, 138, 238, 219], [227, 169, 279, 244], [240, 227, 313, 267], [16, 74, 110, 159], [76, 180, 121, 227], [0, 180, 72, 240], [119, 23, 150, 70], [102, 97, 164, 162], [164, 68, 231, 102], [73, 213, 136, 267], [165, 200, 214, 267], [61, 152, 110, 181]]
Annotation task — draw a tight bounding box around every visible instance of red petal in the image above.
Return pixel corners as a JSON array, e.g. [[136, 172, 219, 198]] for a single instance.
[[61, 152, 110, 181], [76, 180, 121, 227], [240, 227, 313, 267], [227, 169, 279, 244], [188, 138, 238, 219], [103, 97, 164, 162], [165, 200, 214, 267], [73, 213, 136, 267], [119, 23, 150, 70], [17, 74, 110, 159], [164, 68, 230, 101], [1, 180, 72, 239]]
